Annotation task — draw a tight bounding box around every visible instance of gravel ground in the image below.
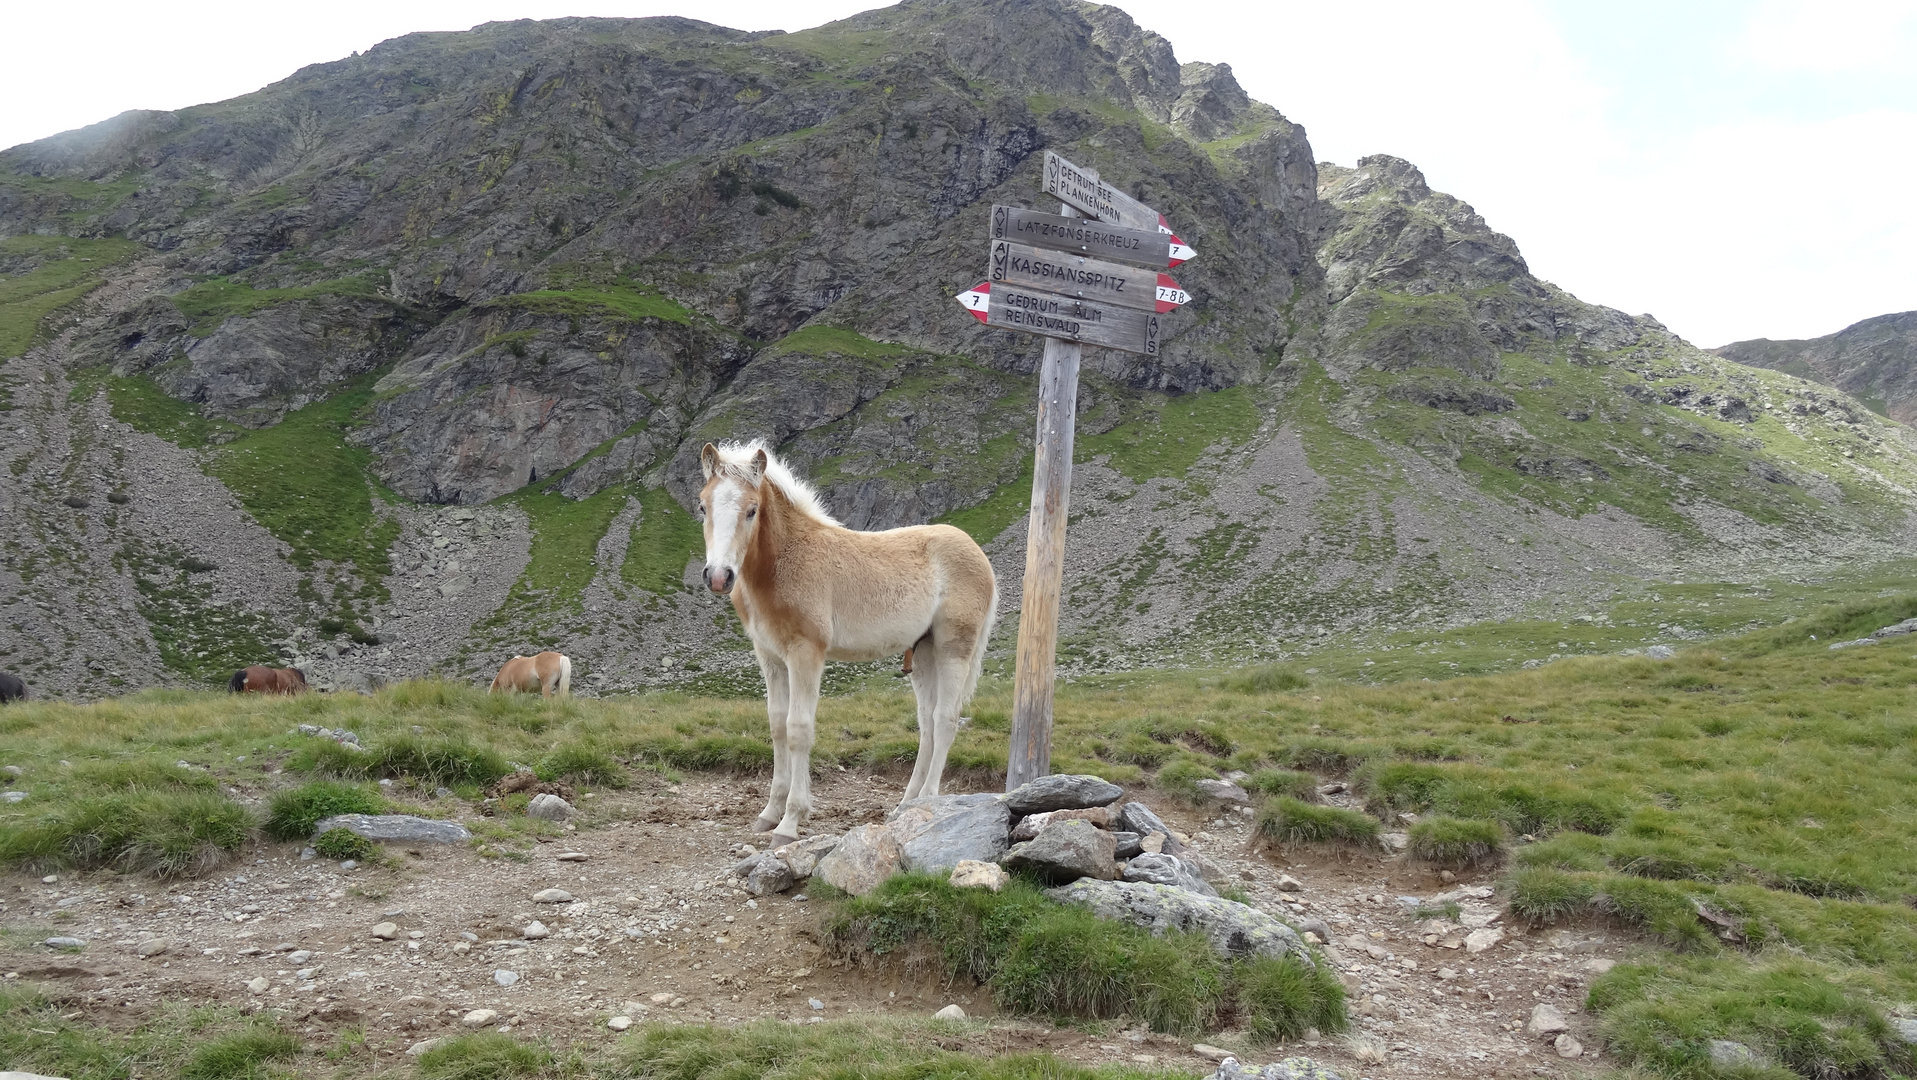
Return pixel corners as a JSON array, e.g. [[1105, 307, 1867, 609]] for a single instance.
[[1, 773, 1625, 1077]]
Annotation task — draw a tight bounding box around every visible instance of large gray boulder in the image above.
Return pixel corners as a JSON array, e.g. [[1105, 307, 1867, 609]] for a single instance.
[[1122, 852, 1217, 897], [731, 852, 796, 896], [890, 793, 1011, 872], [1001, 819, 1116, 884], [1046, 879, 1312, 963], [1004, 774, 1124, 816], [774, 834, 841, 879], [312, 813, 471, 844]]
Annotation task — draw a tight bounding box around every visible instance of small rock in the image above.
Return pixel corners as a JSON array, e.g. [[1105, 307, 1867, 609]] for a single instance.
[[370, 922, 399, 940], [1646, 644, 1676, 660], [532, 888, 575, 903], [495, 969, 520, 986], [1009, 806, 1115, 841], [522, 921, 549, 940], [433, 787, 453, 799], [246, 976, 269, 994], [934, 1003, 967, 1020], [287, 950, 312, 964], [807, 998, 824, 1011], [42, 937, 85, 949], [463, 1008, 499, 1027], [949, 859, 1010, 892], [453, 942, 471, 954], [608, 1015, 633, 1031], [733, 852, 796, 897], [1890, 1017, 1917, 1044], [1, 791, 26, 803], [556, 852, 588, 862], [406, 1037, 446, 1056], [1, 765, 20, 777], [1003, 774, 1124, 816], [1555, 1034, 1583, 1058], [772, 833, 842, 879], [1582, 957, 1616, 975], [1709, 1040, 1761, 1067], [1193, 1043, 1231, 1062], [1109, 830, 1143, 858], [527, 793, 574, 820], [1203, 1056, 1344, 1079], [135, 938, 171, 958], [300, 847, 316, 861], [649, 992, 673, 1005], [1527, 1003, 1570, 1037], [1115, 802, 1180, 851], [339, 860, 357, 871], [1276, 874, 1304, 892], [1464, 927, 1505, 954], [1379, 832, 1410, 853], [1193, 778, 1251, 804]]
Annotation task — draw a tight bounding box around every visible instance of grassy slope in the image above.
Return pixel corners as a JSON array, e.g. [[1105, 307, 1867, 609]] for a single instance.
[[0, 236, 141, 358], [6, 574, 1917, 1076]]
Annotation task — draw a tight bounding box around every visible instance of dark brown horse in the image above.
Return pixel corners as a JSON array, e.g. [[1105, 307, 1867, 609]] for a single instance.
[[229, 666, 307, 695], [0, 671, 24, 704]]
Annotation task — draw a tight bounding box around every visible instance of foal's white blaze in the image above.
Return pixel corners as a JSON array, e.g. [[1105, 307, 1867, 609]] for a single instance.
[[701, 477, 746, 593]]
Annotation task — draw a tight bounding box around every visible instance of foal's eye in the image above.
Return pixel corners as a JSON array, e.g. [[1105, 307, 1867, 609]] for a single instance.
[[745, 507, 758, 519]]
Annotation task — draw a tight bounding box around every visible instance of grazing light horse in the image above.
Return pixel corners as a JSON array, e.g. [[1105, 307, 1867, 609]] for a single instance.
[[698, 440, 998, 844], [490, 651, 572, 697]]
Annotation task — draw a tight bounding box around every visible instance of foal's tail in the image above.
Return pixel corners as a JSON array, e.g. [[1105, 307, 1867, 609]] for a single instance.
[[956, 578, 999, 711], [554, 654, 572, 698]]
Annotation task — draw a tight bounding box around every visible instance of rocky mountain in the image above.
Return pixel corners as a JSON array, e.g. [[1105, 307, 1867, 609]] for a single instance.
[[3, 0, 1914, 699], [1713, 312, 1917, 423]]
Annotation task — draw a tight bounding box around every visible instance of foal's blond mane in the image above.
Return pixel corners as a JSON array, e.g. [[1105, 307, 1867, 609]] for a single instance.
[[711, 440, 841, 528]]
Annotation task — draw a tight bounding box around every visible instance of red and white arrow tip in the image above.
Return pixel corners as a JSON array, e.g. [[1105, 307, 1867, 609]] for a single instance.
[[1155, 273, 1190, 313], [1157, 214, 1196, 267], [955, 281, 990, 322]]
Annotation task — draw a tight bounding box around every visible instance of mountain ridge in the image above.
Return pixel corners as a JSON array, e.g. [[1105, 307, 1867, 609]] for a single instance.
[[2, 0, 1913, 700]]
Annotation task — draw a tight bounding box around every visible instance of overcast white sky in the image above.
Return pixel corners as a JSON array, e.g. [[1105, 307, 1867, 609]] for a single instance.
[[5, 0, 1913, 346]]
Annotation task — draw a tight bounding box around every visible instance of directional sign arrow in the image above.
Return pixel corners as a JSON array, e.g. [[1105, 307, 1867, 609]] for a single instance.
[[1154, 274, 1190, 313], [957, 281, 990, 322]]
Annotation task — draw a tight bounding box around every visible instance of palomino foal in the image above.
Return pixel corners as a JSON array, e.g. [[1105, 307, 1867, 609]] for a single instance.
[[698, 441, 998, 844]]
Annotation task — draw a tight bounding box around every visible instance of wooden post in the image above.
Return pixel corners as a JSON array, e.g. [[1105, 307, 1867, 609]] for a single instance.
[[1007, 332, 1080, 790]]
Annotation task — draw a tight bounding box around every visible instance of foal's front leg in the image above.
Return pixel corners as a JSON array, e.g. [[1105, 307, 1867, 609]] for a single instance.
[[771, 644, 825, 845], [753, 648, 791, 835]]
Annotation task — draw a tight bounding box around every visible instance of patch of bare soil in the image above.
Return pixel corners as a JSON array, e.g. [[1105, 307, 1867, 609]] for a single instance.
[[0, 773, 1628, 1075]]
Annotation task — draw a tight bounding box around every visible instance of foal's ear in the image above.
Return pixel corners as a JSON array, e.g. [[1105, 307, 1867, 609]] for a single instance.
[[700, 442, 720, 480], [748, 448, 768, 482]]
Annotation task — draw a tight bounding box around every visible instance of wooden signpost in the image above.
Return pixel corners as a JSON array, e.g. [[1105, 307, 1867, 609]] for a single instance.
[[956, 152, 1197, 791]]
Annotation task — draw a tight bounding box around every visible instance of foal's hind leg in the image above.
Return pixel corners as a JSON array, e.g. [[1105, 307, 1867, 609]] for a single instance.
[[753, 648, 792, 834], [900, 639, 940, 803], [918, 640, 978, 800]]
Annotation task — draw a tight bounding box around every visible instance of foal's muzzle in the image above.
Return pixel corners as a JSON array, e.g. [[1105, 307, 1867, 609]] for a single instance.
[[703, 565, 735, 595]]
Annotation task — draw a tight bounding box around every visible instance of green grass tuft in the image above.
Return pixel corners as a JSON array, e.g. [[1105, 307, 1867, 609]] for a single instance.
[[180, 1025, 302, 1080], [415, 1032, 551, 1080], [1224, 664, 1310, 693], [825, 873, 1342, 1037], [1238, 954, 1349, 1041], [263, 780, 385, 841], [0, 790, 251, 877], [1255, 797, 1380, 849], [1407, 816, 1506, 867], [311, 827, 375, 860], [291, 733, 511, 787], [1242, 769, 1320, 802], [537, 742, 628, 788]]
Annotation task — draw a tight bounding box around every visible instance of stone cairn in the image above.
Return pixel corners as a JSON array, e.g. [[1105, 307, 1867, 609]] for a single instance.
[[728, 774, 1315, 964]]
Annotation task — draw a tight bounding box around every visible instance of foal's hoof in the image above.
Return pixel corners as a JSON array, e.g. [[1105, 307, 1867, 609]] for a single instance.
[[768, 833, 799, 849], [749, 816, 779, 834]]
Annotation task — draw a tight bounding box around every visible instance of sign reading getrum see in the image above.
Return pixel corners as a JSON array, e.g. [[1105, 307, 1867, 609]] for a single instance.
[[956, 281, 1162, 355], [989, 240, 1188, 314]]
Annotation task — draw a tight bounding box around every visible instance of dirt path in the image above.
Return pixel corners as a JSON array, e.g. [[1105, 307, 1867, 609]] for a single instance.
[[0, 773, 1625, 1076]]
